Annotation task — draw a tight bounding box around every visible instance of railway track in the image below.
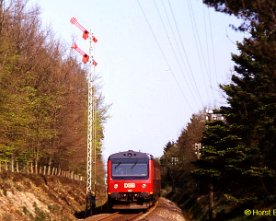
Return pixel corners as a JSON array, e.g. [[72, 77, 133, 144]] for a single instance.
[[89, 211, 144, 221], [85, 200, 158, 221]]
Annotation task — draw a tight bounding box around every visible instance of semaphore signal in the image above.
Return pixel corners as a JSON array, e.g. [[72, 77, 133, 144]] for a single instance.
[[71, 43, 89, 63], [70, 17, 98, 216], [70, 17, 98, 42], [70, 17, 98, 65], [71, 42, 98, 65], [70, 17, 89, 40]]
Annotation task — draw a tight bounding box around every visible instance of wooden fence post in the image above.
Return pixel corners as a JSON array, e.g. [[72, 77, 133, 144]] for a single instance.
[[47, 165, 51, 175], [4, 159, 76, 179], [26, 162, 29, 174], [5, 161, 8, 171], [71, 171, 74, 179], [30, 162, 34, 174], [11, 156, 14, 173], [35, 163, 38, 174], [0, 160, 84, 182], [52, 167, 56, 175], [16, 161, 19, 173]]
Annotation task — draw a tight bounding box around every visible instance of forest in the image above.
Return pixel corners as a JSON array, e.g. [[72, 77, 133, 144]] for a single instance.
[[0, 0, 108, 180], [1, 0, 275, 220], [161, 0, 276, 220]]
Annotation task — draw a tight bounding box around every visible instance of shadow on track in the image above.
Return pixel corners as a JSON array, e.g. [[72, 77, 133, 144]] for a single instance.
[[74, 202, 110, 219]]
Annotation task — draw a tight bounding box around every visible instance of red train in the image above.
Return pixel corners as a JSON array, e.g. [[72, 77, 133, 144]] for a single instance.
[[107, 150, 160, 209]]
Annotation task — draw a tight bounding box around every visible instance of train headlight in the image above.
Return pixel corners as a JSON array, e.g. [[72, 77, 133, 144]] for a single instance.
[[114, 184, 118, 189], [142, 184, 147, 188]]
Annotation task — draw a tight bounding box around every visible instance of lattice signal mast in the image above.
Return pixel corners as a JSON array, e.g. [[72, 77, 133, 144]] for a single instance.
[[70, 17, 98, 214]]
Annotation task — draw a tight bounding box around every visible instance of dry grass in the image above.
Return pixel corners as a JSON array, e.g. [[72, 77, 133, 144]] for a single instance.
[[0, 172, 86, 221]]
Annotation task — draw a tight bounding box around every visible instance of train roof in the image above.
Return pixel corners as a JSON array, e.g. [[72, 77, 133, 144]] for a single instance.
[[108, 150, 154, 160]]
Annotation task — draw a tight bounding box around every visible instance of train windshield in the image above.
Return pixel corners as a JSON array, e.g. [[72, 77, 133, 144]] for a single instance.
[[111, 158, 148, 179]]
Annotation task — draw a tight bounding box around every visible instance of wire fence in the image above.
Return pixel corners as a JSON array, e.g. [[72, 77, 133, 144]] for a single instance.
[[0, 160, 84, 182]]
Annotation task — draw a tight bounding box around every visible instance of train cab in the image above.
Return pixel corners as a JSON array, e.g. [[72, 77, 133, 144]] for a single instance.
[[107, 150, 160, 209]]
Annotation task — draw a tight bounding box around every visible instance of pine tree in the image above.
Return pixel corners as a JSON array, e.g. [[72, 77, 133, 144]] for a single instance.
[[193, 0, 276, 218], [217, 0, 276, 191]]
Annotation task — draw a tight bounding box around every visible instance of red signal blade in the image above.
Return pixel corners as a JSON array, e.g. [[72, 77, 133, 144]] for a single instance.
[[70, 17, 90, 40], [71, 43, 89, 64]]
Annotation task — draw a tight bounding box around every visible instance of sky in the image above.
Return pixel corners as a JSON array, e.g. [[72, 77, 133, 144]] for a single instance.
[[27, 0, 244, 162]]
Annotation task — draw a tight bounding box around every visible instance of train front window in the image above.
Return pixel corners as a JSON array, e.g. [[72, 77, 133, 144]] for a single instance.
[[112, 160, 148, 179]]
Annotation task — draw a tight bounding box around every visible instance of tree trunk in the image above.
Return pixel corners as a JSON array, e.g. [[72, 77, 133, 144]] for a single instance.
[[209, 184, 214, 220]]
